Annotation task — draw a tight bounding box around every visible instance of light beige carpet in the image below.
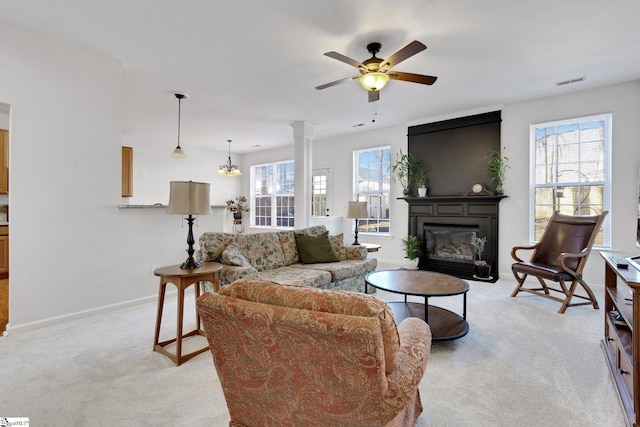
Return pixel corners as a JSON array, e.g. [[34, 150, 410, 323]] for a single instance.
[[0, 273, 626, 426]]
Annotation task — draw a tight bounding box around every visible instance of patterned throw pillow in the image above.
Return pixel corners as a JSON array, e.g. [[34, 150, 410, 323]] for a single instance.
[[221, 245, 253, 268], [329, 233, 347, 261], [294, 231, 339, 264]]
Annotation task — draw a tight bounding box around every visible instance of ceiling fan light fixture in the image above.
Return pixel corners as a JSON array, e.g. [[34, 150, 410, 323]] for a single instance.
[[218, 139, 242, 176], [359, 72, 389, 91]]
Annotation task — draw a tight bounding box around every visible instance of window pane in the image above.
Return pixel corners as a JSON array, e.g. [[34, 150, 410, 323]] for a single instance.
[[276, 196, 294, 227], [254, 196, 272, 226]]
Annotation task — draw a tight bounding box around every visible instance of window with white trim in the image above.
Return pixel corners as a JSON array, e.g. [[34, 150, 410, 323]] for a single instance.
[[251, 160, 295, 228], [530, 114, 611, 246], [353, 146, 391, 233]]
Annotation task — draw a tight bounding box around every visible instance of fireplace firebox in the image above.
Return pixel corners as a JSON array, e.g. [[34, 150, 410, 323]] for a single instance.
[[425, 225, 477, 263], [404, 195, 505, 282]]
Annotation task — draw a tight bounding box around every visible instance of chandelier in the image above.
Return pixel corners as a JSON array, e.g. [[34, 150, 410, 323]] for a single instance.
[[217, 139, 242, 176]]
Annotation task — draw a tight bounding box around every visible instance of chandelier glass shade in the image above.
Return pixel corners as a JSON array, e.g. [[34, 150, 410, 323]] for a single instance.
[[218, 139, 242, 176], [359, 72, 389, 91]]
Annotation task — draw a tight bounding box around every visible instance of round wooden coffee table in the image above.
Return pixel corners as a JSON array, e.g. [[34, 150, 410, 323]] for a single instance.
[[365, 270, 469, 341]]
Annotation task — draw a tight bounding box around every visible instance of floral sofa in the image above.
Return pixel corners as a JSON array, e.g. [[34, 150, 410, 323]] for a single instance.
[[197, 225, 377, 293]]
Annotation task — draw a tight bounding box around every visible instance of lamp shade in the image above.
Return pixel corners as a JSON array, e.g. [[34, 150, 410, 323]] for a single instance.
[[346, 201, 368, 219], [167, 181, 212, 215], [359, 72, 389, 91]]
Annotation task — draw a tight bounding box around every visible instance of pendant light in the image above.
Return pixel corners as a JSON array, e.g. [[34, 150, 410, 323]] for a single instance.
[[218, 139, 242, 176], [171, 93, 188, 158]]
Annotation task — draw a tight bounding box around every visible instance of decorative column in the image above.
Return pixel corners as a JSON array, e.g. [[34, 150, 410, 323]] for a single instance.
[[291, 121, 316, 229]]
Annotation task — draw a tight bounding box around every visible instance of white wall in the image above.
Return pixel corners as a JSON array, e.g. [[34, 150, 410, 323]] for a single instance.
[[124, 142, 243, 206], [0, 24, 226, 332]]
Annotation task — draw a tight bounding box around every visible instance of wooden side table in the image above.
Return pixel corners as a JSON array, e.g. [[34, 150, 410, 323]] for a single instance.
[[360, 243, 381, 252], [153, 262, 222, 366]]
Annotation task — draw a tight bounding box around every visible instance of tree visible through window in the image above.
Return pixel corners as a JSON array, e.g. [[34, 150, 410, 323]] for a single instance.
[[531, 114, 611, 246], [251, 160, 295, 228], [354, 146, 391, 233]]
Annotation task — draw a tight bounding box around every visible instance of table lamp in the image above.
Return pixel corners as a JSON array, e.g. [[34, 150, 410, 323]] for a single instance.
[[168, 181, 212, 269], [346, 201, 368, 245]]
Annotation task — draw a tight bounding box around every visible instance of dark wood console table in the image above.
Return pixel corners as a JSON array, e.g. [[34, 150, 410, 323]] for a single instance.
[[601, 251, 640, 426]]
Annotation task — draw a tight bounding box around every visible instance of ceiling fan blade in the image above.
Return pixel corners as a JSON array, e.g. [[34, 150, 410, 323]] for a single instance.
[[368, 90, 380, 103], [324, 51, 363, 69], [315, 76, 358, 90], [382, 40, 426, 70], [388, 71, 437, 85]]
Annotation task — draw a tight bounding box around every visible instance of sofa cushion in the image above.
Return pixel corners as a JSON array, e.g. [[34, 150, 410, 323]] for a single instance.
[[219, 265, 260, 285], [258, 265, 332, 288], [295, 231, 339, 264], [329, 233, 347, 261], [291, 258, 377, 282], [220, 279, 400, 375], [221, 245, 252, 267], [233, 232, 286, 271], [296, 231, 339, 264], [278, 225, 329, 265], [197, 232, 236, 262]]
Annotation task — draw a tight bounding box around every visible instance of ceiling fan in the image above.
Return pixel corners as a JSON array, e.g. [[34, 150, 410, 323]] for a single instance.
[[315, 40, 437, 102]]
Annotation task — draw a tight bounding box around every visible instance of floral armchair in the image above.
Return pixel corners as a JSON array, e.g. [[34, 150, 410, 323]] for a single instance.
[[196, 279, 432, 427]]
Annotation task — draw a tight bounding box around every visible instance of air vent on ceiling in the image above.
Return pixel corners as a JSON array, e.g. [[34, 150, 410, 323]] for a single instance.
[[556, 76, 585, 86]]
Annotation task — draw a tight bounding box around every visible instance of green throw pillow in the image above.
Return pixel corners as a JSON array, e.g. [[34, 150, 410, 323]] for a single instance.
[[295, 231, 339, 264]]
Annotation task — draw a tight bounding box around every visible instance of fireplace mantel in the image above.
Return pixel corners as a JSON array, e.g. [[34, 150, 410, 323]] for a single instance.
[[400, 195, 507, 204], [402, 195, 507, 282]]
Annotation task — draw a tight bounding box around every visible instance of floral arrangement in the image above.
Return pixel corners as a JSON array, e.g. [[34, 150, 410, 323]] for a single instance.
[[226, 196, 250, 213]]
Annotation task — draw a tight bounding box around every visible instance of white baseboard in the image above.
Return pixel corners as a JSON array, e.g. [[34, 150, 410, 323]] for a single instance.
[[4, 292, 172, 335]]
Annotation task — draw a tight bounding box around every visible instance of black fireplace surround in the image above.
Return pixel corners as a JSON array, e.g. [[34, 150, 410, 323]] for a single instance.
[[404, 111, 504, 282], [404, 195, 505, 283]]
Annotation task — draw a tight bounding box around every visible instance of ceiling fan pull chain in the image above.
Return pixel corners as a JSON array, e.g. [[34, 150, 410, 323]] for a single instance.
[[372, 101, 378, 123]]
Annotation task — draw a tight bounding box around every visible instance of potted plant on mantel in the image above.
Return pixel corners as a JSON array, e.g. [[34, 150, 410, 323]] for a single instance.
[[391, 150, 425, 196], [486, 149, 510, 195], [413, 164, 429, 197], [470, 236, 491, 279], [401, 235, 421, 269]]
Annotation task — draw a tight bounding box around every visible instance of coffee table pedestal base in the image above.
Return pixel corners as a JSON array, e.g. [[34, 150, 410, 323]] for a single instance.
[[388, 302, 469, 341]]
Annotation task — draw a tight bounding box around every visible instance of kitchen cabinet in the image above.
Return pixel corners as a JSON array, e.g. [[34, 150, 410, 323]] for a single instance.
[[122, 146, 133, 198], [0, 225, 8, 278]]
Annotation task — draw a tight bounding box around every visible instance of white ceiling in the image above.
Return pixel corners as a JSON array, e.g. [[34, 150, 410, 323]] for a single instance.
[[1, 0, 640, 154]]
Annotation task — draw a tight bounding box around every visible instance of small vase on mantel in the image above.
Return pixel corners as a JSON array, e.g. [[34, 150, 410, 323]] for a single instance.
[[418, 187, 427, 197]]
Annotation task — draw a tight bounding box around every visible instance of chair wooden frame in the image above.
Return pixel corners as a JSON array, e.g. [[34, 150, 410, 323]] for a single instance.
[[511, 211, 608, 313]]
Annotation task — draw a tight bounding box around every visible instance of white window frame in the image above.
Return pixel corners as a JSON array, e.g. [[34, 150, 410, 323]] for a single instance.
[[250, 159, 295, 229], [353, 145, 391, 235], [529, 113, 611, 247]]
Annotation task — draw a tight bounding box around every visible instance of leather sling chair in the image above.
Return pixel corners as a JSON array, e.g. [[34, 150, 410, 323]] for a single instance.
[[511, 211, 608, 313]]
